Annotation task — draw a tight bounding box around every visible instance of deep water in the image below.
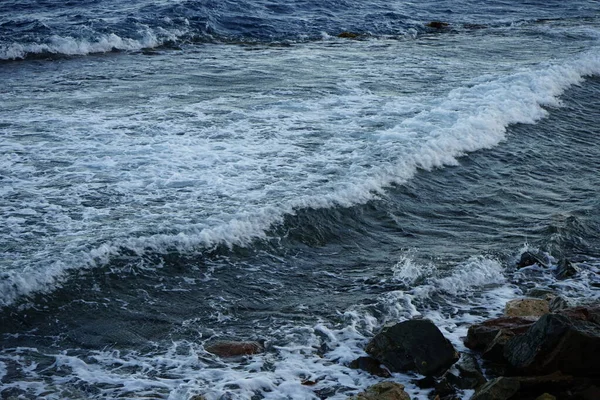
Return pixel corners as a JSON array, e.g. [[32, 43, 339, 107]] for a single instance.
[[1, 1, 600, 399]]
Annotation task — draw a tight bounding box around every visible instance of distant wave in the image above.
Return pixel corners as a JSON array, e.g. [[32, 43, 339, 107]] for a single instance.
[[0, 30, 185, 60]]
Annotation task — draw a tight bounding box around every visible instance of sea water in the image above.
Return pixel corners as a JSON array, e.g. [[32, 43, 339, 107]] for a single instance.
[[1, 1, 600, 399]]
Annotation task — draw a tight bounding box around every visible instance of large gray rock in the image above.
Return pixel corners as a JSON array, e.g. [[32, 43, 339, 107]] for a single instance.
[[365, 319, 458, 376], [504, 306, 600, 376]]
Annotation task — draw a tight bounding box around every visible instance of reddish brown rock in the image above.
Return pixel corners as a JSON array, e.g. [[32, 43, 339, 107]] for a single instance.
[[348, 382, 410, 400], [204, 340, 264, 357]]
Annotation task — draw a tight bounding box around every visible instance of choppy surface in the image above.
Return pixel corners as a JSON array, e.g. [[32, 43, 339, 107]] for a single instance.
[[1, 1, 600, 399]]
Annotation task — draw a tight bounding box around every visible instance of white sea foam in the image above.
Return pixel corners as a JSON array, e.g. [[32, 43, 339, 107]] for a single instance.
[[1, 39, 600, 307], [0, 28, 183, 60], [0, 360, 6, 381]]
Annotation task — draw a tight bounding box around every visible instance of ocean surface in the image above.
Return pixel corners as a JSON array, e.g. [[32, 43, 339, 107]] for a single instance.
[[1, 0, 600, 399]]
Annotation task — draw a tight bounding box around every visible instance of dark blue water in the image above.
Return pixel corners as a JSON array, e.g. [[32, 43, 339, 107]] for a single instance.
[[1, 1, 600, 399]]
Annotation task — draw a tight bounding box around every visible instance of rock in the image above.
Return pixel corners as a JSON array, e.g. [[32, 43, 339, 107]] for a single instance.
[[204, 340, 264, 357], [464, 316, 536, 351], [189, 396, 207, 400], [365, 319, 459, 376], [525, 288, 557, 301], [338, 31, 360, 39], [434, 375, 457, 398], [481, 330, 515, 363], [349, 356, 392, 378], [515, 371, 575, 394], [504, 306, 600, 376], [516, 252, 548, 269], [413, 375, 436, 389], [574, 385, 600, 400], [454, 353, 487, 389], [348, 382, 411, 400], [534, 394, 556, 400], [470, 377, 520, 400], [555, 259, 579, 279], [504, 298, 550, 318], [426, 21, 449, 29], [548, 295, 576, 312]]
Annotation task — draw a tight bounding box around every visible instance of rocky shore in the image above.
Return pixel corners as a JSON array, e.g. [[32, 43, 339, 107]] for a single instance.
[[192, 252, 599, 400], [347, 252, 600, 400]]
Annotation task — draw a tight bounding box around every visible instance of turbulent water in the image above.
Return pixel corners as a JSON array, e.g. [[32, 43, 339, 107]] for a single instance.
[[1, 1, 600, 399]]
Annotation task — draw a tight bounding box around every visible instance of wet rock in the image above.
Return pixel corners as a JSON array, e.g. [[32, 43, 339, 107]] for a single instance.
[[555, 259, 579, 279], [204, 340, 265, 357], [433, 375, 457, 398], [454, 353, 487, 389], [548, 295, 576, 312], [504, 298, 549, 318], [413, 375, 436, 389], [338, 31, 360, 39], [366, 319, 459, 376], [426, 21, 449, 29], [481, 330, 514, 363], [470, 377, 520, 400], [525, 288, 557, 301], [504, 306, 600, 376], [349, 356, 392, 378], [464, 316, 536, 351], [516, 252, 548, 269], [348, 381, 411, 400], [189, 396, 207, 400]]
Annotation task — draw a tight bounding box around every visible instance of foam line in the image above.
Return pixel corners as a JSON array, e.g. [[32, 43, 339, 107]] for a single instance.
[[1, 49, 599, 308]]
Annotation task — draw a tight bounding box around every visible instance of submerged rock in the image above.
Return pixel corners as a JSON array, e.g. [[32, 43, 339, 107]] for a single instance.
[[554, 259, 579, 279], [366, 319, 459, 376], [516, 251, 548, 269], [548, 295, 576, 312], [426, 21, 449, 29], [338, 31, 360, 39], [204, 340, 265, 357], [348, 382, 410, 400], [504, 298, 549, 318]]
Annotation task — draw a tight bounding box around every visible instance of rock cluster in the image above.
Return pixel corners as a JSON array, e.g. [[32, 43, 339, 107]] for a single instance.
[[464, 301, 600, 399], [347, 254, 599, 400]]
